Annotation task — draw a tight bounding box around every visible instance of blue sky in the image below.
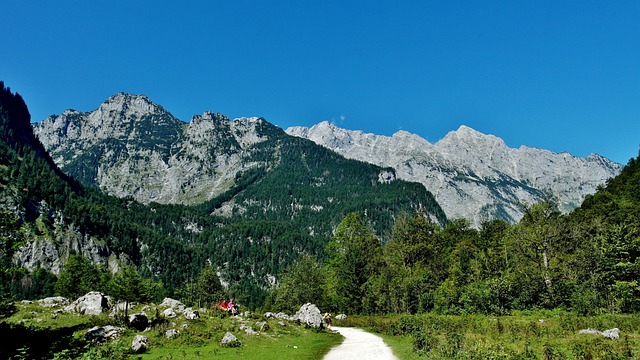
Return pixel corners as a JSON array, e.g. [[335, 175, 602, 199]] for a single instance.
[[2, 1, 639, 164]]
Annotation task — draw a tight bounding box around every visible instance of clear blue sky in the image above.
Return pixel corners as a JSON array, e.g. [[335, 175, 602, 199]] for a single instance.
[[2, 1, 639, 164]]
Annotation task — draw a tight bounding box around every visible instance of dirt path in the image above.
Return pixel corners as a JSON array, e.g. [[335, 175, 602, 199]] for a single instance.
[[323, 326, 399, 360]]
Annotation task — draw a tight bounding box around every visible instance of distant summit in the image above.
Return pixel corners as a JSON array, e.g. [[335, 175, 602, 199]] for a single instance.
[[33, 94, 270, 205], [286, 121, 623, 226], [32, 94, 446, 231]]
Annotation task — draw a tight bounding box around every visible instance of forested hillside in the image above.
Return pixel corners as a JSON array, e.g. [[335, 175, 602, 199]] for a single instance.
[[268, 152, 640, 316], [4, 80, 639, 317], [0, 83, 444, 308]]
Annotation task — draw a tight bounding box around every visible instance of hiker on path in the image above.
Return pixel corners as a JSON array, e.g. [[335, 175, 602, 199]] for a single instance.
[[323, 312, 332, 329]]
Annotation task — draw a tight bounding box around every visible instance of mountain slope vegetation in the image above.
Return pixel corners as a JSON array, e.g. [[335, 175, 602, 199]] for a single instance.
[[1, 83, 445, 307]]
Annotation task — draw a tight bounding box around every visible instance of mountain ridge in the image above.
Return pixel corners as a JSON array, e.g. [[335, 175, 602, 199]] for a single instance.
[[286, 121, 623, 226], [5, 86, 446, 305]]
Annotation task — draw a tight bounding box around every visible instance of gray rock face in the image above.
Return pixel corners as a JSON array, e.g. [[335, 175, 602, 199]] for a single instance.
[[33, 94, 268, 206], [163, 308, 177, 318], [37, 296, 69, 308], [256, 321, 269, 332], [291, 303, 323, 328], [165, 329, 179, 338], [14, 206, 111, 275], [160, 298, 186, 312], [602, 328, 620, 340], [131, 335, 149, 353], [219, 332, 241, 347], [579, 327, 620, 340], [183, 307, 199, 320], [65, 292, 111, 316], [287, 122, 623, 227], [86, 325, 125, 343]]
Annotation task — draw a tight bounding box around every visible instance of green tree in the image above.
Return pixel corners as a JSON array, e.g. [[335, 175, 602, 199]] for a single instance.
[[0, 209, 20, 316], [326, 212, 382, 314], [505, 201, 565, 308], [54, 255, 102, 300], [267, 255, 327, 313], [595, 223, 640, 312], [108, 265, 156, 319], [433, 219, 480, 314], [195, 266, 225, 308], [383, 210, 440, 314]]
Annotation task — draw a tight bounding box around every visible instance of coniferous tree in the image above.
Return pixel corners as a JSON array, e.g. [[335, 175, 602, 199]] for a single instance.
[[54, 255, 103, 300], [195, 266, 225, 308], [267, 255, 327, 313], [0, 209, 20, 316], [326, 212, 382, 314], [108, 265, 157, 319]]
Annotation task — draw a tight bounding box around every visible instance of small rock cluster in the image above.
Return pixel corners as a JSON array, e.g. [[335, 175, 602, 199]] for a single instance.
[[30, 294, 336, 354], [578, 328, 620, 340]]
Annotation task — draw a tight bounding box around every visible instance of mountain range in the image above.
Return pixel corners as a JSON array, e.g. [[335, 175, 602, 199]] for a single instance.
[[2, 88, 443, 304], [33, 94, 623, 228], [0, 83, 633, 307], [287, 121, 623, 226]]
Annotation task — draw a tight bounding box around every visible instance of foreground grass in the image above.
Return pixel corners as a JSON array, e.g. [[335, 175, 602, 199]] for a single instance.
[[1, 302, 342, 360], [337, 310, 640, 359], [139, 328, 342, 360], [138, 315, 342, 360]]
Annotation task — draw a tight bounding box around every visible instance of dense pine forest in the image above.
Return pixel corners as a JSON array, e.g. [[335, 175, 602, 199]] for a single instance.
[[2, 81, 640, 319]]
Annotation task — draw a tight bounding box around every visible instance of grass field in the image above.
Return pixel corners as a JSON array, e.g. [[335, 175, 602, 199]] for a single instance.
[[0, 302, 342, 360], [337, 311, 640, 359], [6, 300, 640, 359]]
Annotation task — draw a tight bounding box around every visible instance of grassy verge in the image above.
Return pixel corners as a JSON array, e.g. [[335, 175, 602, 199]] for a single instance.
[[336, 310, 640, 359], [138, 315, 343, 360], [1, 302, 342, 360]]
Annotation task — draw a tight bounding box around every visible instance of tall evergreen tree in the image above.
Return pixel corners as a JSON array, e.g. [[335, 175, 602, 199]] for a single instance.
[[267, 255, 327, 313], [108, 265, 156, 319], [54, 255, 102, 300], [326, 212, 382, 314]]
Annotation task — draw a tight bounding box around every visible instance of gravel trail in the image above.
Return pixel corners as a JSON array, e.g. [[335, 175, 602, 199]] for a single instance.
[[323, 326, 399, 360]]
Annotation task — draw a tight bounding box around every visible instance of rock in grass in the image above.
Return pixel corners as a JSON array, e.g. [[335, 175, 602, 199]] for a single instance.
[[256, 321, 269, 332], [241, 325, 258, 335], [159, 298, 186, 313], [165, 329, 179, 338], [38, 296, 69, 308], [602, 328, 620, 340], [131, 335, 149, 353], [183, 307, 199, 320], [220, 332, 241, 347], [335, 314, 347, 320], [65, 292, 111, 316], [86, 325, 125, 343], [579, 327, 620, 339], [163, 307, 177, 318], [291, 303, 322, 328]]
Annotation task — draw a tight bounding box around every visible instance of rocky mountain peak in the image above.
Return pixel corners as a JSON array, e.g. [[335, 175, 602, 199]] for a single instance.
[[286, 122, 623, 227], [99, 93, 163, 117], [437, 125, 507, 152], [193, 111, 230, 123]]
